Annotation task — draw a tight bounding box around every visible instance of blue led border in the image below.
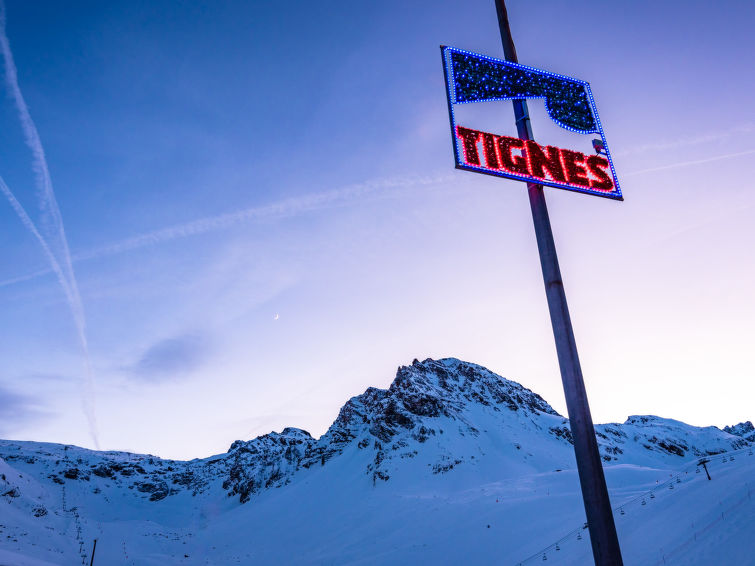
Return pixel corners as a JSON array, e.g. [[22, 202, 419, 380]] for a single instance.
[[441, 45, 622, 201]]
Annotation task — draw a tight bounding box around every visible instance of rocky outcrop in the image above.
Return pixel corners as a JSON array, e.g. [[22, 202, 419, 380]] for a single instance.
[[724, 421, 755, 443], [222, 428, 314, 503]]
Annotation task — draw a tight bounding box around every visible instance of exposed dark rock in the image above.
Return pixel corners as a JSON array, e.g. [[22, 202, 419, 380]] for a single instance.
[[657, 441, 686, 457], [432, 458, 463, 474], [91, 465, 115, 479], [550, 426, 573, 445], [63, 468, 89, 481], [136, 481, 169, 501]]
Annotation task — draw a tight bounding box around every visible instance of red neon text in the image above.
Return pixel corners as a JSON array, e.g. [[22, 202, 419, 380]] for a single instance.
[[456, 125, 614, 192]]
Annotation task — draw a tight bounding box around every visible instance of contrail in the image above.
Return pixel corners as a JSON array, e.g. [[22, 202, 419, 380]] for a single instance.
[[616, 123, 754, 157], [0, 178, 98, 444], [625, 148, 755, 177], [75, 174, 448, 262], [0, 173, 450, 289], [0, 178, 75, 308], [0, 3, 99, 448], [0, 266, 51, 288], [2, 141, 750, 289]]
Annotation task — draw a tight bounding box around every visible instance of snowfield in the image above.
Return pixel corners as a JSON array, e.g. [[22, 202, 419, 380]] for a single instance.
[[1, 358, 752, 565]]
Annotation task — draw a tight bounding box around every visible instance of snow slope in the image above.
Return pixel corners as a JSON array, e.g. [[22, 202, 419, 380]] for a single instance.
[[519, 448, 755, 565], [1, 358, 752, 565]]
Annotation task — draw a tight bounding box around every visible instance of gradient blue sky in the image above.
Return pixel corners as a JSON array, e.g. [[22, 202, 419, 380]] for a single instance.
[[1, 0, 754, 459]]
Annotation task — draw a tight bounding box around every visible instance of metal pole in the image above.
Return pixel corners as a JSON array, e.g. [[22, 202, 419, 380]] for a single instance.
[[493, 2, 624, 565], [89, 539, 97, 566], [701, 460, 711, 481]]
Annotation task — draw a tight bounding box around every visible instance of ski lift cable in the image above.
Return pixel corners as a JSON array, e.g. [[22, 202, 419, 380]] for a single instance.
[[512, 445, 752, 565]]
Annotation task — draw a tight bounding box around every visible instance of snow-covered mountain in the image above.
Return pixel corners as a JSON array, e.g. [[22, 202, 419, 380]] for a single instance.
[[1, 358, 752, 565], [723, 420, 755, 443]]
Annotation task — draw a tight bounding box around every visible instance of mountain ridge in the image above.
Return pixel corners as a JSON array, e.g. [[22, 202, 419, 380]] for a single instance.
[[1, 358, 749, 504]]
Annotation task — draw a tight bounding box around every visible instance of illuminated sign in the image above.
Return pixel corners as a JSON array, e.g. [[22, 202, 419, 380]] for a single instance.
[[441, 46, 622, 200]]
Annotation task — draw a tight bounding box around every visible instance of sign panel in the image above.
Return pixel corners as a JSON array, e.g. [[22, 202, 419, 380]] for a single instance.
[[441, 46, 622, 200]]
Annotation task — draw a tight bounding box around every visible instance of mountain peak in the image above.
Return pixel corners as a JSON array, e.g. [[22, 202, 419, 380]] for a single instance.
[[389, 357, 559, 417]]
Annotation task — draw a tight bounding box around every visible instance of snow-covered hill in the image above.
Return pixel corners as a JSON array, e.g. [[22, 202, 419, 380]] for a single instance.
[[1, 358, 752, 565]]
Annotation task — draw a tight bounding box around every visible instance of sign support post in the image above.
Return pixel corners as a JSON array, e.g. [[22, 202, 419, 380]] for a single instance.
[[493, 2, 624, 564]]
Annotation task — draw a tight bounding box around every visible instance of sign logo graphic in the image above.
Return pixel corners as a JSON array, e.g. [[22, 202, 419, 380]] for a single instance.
[[441, 46, 622, 200]]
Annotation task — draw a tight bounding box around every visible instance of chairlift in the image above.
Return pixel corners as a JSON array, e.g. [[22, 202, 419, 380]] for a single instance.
[[651, 492, 655, 499], [620, 508, 625, 515], [641, 499, 647, 506]]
